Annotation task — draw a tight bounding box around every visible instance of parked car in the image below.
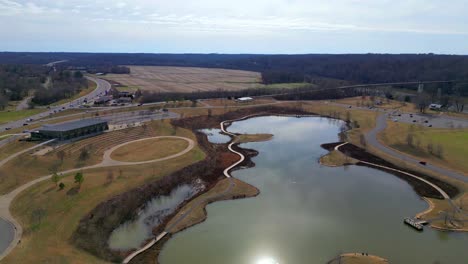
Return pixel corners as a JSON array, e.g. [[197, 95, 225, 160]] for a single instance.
[[419, 161, 427, 165], [5, 127, 11, 130], [23, 123, 28, 126]]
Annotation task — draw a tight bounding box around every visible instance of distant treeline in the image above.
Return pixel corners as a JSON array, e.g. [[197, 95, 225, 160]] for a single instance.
[[0, 64, 88, 108], [1, 52, 468, 97]]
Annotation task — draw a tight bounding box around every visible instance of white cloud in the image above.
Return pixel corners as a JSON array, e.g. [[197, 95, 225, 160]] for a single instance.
[[0, 0, 467, 53]]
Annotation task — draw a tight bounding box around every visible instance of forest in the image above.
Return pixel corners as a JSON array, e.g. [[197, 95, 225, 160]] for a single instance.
[[1, 53, 468, 89], [0, 64, 88, 108]]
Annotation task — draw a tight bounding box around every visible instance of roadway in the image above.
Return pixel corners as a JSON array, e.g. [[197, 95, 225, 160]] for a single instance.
[[366, 114, 468, 183], [0, 136, 195, 261], [0, 76, 110, 132]]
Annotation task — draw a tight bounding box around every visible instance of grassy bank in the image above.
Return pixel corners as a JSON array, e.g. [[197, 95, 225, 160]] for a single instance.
[[4, 126, 203, 264], [110, 137, 189, 162], [378, 121, 468, 174], [0, 108, 45, 125]]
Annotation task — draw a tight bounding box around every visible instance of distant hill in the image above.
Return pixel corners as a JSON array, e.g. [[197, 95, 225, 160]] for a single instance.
[[1, 52, 467, 95]]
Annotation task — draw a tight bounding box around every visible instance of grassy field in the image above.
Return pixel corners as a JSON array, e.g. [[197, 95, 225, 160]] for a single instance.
[[202, 98, 277, 107], [378, 121, 468, 174], [4, 126, 204, 264], [103, 66, 261, 93], [0, 120, 184, 194], [0, 108, 45, 125], [110, 137, 189, 162]]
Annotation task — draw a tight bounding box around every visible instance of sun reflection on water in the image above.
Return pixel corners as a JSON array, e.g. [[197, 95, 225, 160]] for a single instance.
[[256, 256, 279, 264]]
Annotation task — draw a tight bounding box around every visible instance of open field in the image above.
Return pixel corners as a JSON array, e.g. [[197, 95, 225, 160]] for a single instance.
[[201, 98, 277, 107], [0, 120, 181, 194], [3, 125, 204, 264], [103, 66, 261, 92], [110, 137, 189, 162], [0, 109, 45, 125], [378, 121, 468, 174]]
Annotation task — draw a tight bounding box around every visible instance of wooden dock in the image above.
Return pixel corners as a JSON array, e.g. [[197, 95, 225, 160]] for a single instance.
[[404, 217, 424, 231]]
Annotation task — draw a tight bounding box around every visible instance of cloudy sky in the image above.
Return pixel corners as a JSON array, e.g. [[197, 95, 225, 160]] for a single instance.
[[1, 0, 467, 54]]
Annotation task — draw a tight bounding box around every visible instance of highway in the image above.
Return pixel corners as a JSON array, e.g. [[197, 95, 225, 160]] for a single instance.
[[0, 76, 110, 132]]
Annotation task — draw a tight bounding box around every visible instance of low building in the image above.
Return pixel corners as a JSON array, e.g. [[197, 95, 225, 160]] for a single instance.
[[31, 119, 108, 140], [236, 97, 254, 103], [429, 103, 443, 110], [117, 97, 132, 103], [94, 95, 113, 105]]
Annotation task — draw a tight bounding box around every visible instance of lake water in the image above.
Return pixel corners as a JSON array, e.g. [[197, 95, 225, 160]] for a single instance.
[[108, 184, 198, 250], [198, 128, 231, 144], [159, 116, 468, 264], [0, 218, 14, 255]]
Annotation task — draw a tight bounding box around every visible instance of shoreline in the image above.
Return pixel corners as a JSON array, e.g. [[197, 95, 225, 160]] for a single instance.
[[126, 110, 319, 263], [320, 141, 468, 232]]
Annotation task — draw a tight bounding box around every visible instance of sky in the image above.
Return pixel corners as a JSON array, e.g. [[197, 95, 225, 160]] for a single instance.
[[1, 0, 468, 54]]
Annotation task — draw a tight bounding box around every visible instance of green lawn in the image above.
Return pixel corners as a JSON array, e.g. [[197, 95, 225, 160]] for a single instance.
[[0, 109, 45, 125], [379, 122, 468, 174]]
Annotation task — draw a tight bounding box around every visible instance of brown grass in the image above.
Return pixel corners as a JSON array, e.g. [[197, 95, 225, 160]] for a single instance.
[[166, 178, 259, 234], [0, 120, 193, 194], [103, 66, 261, 93], [110, 137, 189, 162], [235, 133, 273, 143], [330, 253, 389, 264], [320, 150, 357, 167], [4, 127, 204, 264], [203, 98, 276, 107]]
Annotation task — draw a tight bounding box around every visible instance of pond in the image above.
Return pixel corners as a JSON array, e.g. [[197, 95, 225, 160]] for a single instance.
[[108, 184, 200, 251], [0, 218, 14, 255], [159, 116, 468, 264], [198, 128, 231, 144]]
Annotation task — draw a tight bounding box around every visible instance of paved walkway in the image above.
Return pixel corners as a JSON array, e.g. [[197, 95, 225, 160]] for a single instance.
[[0, 136, 195, 261]]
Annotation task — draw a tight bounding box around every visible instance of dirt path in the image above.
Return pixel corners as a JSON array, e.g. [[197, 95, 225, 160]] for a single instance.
[[0, 136, 195, 261], [15, 96, 33, 111]]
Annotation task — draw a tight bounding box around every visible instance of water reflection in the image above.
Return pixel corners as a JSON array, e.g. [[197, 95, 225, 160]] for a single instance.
[[108, 184, 199, 250], [198, 128, 231, 144], [160, 116, 468, 264], [0, 218, 14, 255], [256, 257, 279, 264]]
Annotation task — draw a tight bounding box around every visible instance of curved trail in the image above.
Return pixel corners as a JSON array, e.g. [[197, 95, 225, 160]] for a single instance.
[[123, 120, 245, 263], [335, 142, 449, 199], [123, 114, 316, 263], [0, 136, 195, 261]]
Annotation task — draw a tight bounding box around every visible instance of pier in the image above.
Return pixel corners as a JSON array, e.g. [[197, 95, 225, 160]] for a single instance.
[[404, 217, 427, 231]]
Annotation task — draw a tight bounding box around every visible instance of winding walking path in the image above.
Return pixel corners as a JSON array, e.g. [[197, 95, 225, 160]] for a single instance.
[[122, 119, 245, 263], [0, 136, 195, 261], [335, 142, 449, 199]]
